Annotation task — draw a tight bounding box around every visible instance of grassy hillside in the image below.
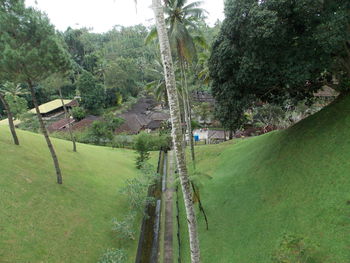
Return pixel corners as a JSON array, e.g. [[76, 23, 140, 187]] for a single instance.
[[178, 95, 350, 262], [0, 127, 140, 263]]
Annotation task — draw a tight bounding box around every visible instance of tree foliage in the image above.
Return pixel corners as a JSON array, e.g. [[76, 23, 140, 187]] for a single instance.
[[77, 71, 105, 113], [210, 0, 350, 129], [0, 0, 71, 84]]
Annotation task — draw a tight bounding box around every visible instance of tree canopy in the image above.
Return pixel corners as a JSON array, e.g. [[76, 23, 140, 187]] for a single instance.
[[210, 0, 350, 130], [0, 0, 71, 84]]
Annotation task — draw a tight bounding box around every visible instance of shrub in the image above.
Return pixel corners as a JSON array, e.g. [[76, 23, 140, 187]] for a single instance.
[[98, 249, 127, 263], [134, 132, 171, 168], [71, 106, 86, 121], [112, 213, 136, 241], [119, 163, 159, 214], [18, 113, 40, 133], [134, 132, 151, 169], [112, 134, 133, 148]]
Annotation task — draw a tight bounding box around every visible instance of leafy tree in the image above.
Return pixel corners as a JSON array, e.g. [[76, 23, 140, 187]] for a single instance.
[[87, 113, 123, 145], [193, 102, 212, 126], [0, 0, 71, 184], [210, 0, 350, 130], [42, 73, 77, 152], [4, 94, 27, 119], [104, 57, 139, 98], [134, 132, 152, 169], [77, 71, 105, 113], [1, 82, 28, 119], [71, 106, 86, 121]]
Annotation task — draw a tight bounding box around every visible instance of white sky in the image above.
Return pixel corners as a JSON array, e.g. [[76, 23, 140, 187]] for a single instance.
[[25, 0, 224, 33]]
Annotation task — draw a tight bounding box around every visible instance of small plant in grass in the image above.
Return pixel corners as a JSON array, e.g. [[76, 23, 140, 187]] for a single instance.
[[98, 248, 127, 263], [119, 164, 158, 213], [272, 233, 319, 263], [112, 212, 136, 240], [134, 132, 172, 169]]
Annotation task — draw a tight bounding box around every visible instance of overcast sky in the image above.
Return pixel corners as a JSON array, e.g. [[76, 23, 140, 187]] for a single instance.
[[25, 0, 225, 33]]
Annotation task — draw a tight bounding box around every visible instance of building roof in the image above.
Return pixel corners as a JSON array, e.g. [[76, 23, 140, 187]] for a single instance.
[[146, 120, 164, 130], [47, 118, 75, 133], [192, 91, 215, 103], [208, 130, 226, 140], [147, 111, 170, 121], [29, 99, 73, 114], [128, 97, 157, 114], [115, 113, 151, 134], [72, 116, 102, 131], [0, 99, 77, 126], [0, 118, 21, 126]]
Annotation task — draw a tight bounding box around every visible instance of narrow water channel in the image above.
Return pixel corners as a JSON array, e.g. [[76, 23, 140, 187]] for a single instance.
[[135, 151, 167, 263]]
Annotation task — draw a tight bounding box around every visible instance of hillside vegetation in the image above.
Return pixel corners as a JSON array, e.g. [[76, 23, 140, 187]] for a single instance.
[[178, 95, 350, 262], [0, 127, 140, 262]]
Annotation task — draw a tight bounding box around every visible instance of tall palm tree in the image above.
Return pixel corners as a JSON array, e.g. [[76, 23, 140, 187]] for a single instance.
[[0, 82, 20, 145], [145, 59, 185, 107], [145, 59, 168, 106], [146, 0, 207, 167], [151, 0, 201, 262]]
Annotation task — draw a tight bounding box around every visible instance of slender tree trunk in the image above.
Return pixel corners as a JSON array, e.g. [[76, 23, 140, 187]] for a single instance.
[[28, 81, 63, 184], [152, 1, 200, 262], [0, 94, 19, 145], [180, 70, 190, 148], [182, 66, 195, 167], [58, 88, 77, 152]]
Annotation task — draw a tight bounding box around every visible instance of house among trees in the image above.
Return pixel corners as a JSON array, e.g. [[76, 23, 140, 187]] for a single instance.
[[0, 99, 78, 127], [30, 99, 78, 120], [115, 97, 170, 134]]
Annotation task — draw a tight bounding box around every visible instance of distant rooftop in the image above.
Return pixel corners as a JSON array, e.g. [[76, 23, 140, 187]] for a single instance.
[[0, 99, 76, 126], [29, 99, 73, 114]]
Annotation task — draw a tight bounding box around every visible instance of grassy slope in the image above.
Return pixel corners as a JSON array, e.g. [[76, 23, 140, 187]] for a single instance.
[[179, 95, 350, 262], [0, 127, 140, 263]]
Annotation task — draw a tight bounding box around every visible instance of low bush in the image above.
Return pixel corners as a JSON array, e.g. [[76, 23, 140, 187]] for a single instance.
[[112, 212, 136, 241], [98, 248, 127, 263]]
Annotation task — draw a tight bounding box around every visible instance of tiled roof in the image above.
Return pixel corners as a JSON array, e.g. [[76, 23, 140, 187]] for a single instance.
[[47, 118, 75, 133], [72, 116, 102, 131]]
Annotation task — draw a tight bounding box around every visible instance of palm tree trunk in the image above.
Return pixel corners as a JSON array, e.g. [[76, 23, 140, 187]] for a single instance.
[[58, 88, 77, 152], [152, 1, 200, 262], [0, 94, 19, 145], [28, 81, 63, 184], [182, 64, 195, 167]]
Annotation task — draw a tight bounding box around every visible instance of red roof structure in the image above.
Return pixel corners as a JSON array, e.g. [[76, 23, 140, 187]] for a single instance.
[[47, 118, 75, 133], [72, 116, 102, 131]]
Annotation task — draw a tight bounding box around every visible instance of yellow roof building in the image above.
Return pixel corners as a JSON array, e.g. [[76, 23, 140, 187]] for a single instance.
[[0, 99, 73, 126]]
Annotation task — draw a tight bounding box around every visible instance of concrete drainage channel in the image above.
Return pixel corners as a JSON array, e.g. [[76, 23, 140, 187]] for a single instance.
[[135, 151, 167, 263]]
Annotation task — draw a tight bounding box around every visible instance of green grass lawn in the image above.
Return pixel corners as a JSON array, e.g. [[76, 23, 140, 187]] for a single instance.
[[0, 127, 141, 262], [177, 95, 350, 262]]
